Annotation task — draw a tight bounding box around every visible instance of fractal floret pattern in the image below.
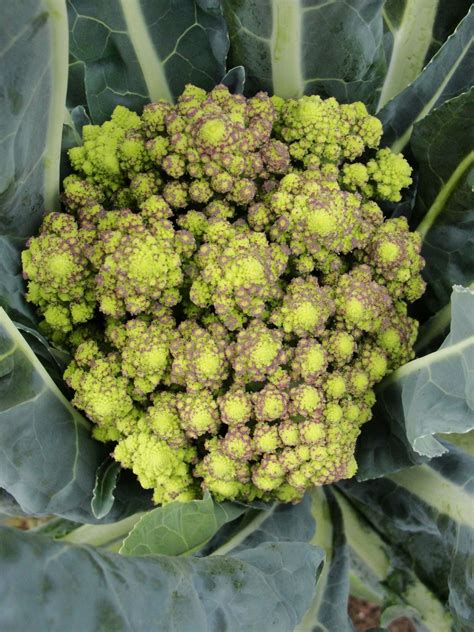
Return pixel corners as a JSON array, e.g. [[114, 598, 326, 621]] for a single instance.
[[22, 84, 424, 505]]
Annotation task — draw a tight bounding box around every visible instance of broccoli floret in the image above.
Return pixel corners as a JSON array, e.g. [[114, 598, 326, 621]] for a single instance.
[[21, 213, 96, 332], [176, 390, 221, 439], [227, 320, 288, 383], [335, 265, 393, 334], [217, 388, 253, 426], [114, 431, 198, 504], [69, 106, 144, 192], [362, 217, 426, 300], [22, 84, 425, 506], [191, 225, 288, 330], [270, 276, 335, 337], [114, 318, 174, 397], [169, 321, 229, 392], [275, 95, 382, 166], [64, 347, 136, 442], [96, 226, 183, 317], [252, 385, 289, 422]]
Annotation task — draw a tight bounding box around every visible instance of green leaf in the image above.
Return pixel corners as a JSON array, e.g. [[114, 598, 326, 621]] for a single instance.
[[66, 57, 87, 108], [379, 7, 473, 151], [0, 308, 106, 520], [0, 0, 69, 238], [400, 285, 474, 456], [295, 488, 353, 632], [120, 494, 244, 557], [380, 0, 440, 110], [222, 65, 246, 94], [67, 0, 228, 122], [223, 0, 386, 110], [412, 88, 474, 319], [393, 326, 474, 454], [91, 459, 121, 520], [356, 285, 474, 477], [342, 440, 474, 632], [0, 526, 324, 632]]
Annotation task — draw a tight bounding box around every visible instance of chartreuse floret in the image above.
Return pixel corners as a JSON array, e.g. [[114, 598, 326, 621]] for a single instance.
[[335, 265, 392, 333], [228, 320, 288, 383], [170, 321, 229, 392], [109, 318, 175, 397], [252, 385, 288, 422], [191, 224, 288, 330], [146, 392, 187, 448], [22, 83, 424, 506], [96, 225, 183, 317], [21, 213, 95, 333], [69, 106, 146, 191], [217, 388, 253, 425], [271, 277, 334, 337], [269, 171, 369, 259], [63, 347, 135, 442], [275, 95, 382, 166], [342, 150, 413, 203], [145, 84, 289, 208], [114, 432, 198, 504], [362, 217, 426, 301]]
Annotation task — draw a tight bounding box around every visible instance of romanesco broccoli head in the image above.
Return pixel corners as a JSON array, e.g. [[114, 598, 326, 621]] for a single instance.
[[22, 84, 425, 505]]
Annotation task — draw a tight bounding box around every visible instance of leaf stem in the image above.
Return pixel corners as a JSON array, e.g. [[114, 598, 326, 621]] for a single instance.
[[60, 513, 145, 550], [209, 505, 276, 556], [417, 150, 474, 238], [377, 0, 437, 110], [119, 0, 173, 103], [271, 0, 304, 98], [43, 0, 69, 212]]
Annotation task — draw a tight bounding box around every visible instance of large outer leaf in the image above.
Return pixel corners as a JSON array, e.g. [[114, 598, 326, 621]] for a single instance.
[[413, 88, 474, 319], [0, 489, 28, 518], [222, 0, 386, 110], [387, 285, 474, 457], [342, 440, 474, 632], [0, 308, 106, 520], [0, 0, 68, 237], [67, 0, 228, 123], [379, 7, 473, 151], [0, 526, 323, 632], [356, 285, 474, 478]]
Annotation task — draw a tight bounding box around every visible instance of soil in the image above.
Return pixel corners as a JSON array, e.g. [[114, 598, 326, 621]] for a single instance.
[[348, 596, 416, 632]]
